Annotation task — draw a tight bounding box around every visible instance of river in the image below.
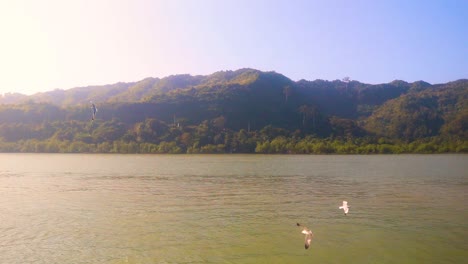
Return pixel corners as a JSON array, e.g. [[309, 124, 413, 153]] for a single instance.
[[0, 154, 466, 263]]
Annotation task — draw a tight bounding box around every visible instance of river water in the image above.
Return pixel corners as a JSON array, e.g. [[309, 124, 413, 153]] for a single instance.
[[0, 154, 466, 263]]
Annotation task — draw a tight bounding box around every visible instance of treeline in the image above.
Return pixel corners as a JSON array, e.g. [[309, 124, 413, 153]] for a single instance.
[[0, 136, 465, 154], [0, 120, 465, 154]]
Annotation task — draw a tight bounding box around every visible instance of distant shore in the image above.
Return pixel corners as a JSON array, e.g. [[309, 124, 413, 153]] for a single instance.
[[1, 137, 466, 154]]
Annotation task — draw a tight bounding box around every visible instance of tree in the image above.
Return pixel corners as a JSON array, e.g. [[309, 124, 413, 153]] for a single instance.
[[298, 105, 318, 130], [283, 85, 292, 103]]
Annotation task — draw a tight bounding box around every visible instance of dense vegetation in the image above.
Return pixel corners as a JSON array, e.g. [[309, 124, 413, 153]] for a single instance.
[[0, 69, 466, 154]]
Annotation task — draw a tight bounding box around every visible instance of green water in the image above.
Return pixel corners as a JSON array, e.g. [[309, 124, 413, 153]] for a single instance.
[[0, 154, 466, 263]]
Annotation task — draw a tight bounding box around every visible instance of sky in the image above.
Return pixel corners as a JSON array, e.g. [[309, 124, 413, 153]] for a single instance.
[[0, 0, 466, 95]]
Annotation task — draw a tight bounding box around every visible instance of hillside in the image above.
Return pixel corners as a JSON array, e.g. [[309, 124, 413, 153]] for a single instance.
[[0, 69, 466, 153], [365, 80, 468, 140]]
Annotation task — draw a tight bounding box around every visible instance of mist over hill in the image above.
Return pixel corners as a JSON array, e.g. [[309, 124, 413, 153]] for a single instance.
[[0, 69, 466, 153]]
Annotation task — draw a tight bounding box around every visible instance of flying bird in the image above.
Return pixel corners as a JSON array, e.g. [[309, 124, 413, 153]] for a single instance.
[[339, 201, 350, 215], [297, 223, 313, 249]]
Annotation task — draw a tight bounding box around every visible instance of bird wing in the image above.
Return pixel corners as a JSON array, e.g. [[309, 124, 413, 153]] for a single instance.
[[304, 233, 312, 249]]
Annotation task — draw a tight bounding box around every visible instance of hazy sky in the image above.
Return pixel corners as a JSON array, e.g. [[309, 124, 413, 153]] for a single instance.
[[0, 0, 466, 95]]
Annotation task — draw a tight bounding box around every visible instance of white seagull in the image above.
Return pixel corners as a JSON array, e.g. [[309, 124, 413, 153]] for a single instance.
[[297, 223, 314, 249], [339, 201, 350, 215]]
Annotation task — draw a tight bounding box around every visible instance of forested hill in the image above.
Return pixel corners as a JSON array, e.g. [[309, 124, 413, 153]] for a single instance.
[[0, 69, 466, 154]]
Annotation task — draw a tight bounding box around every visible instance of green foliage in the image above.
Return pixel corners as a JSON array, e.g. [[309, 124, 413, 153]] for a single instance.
[[0, 70, 466, 154], [364, 81, 467, 141]]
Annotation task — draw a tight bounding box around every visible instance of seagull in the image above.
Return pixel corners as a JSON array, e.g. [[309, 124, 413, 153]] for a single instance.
[[339, 201, 350, 215], [297, 223, 314, 249]]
